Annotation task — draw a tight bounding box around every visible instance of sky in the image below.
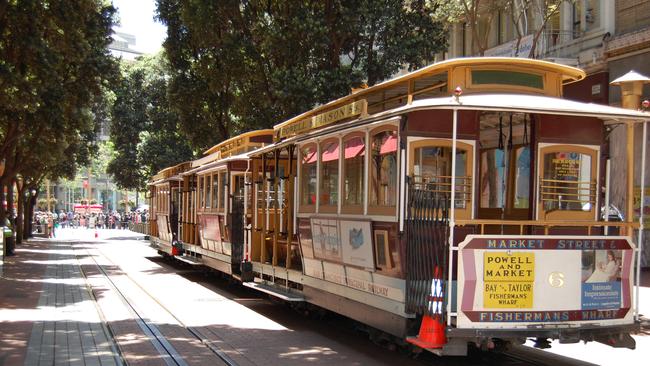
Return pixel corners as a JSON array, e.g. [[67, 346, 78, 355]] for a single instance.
[[112, 0, 167, 54]]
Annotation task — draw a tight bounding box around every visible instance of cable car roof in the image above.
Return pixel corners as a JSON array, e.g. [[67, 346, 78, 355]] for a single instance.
[[395, 93, 650, 124]]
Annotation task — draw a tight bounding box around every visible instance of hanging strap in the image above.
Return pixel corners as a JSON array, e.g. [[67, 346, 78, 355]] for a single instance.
[[523, 114, 529, 145], [508, 114, 514, 150], [498, 115, 504, 150]]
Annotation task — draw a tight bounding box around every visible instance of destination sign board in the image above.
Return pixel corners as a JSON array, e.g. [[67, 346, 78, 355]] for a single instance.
[[456, 235, 636, 329], [278, 99, 367, 139]]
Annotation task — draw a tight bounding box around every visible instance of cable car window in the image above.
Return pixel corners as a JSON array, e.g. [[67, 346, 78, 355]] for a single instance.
[[472, 70, 544, 89], [370, 128, 398, 210], [514, 146, 531, 209], [205, 174, 212, 209], [199, 176, 205, 209], [413, 146, 468, 209], [320, 139, 339, 208], [219, 171, 226, 210], [480, 149, 506, 208], [542, 151, 593, 212], [211, 173, 219, 209], [300, 144, 317, 207], [343, 135, 365, 209]]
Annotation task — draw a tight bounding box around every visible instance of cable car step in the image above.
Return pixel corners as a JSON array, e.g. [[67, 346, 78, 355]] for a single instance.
[[243, 281, 304, 302], [175, 255, 203, 265]]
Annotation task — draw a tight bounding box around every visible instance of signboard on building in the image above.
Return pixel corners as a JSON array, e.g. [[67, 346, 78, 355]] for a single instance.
[[484, 35, 534, 58]]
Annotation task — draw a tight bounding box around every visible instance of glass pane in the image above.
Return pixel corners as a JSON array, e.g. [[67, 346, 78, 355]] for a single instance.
[[514, 147, 531, 209], [472, 70, 544, 89], [234, 175, 244, 199], [219, 172, 226, 209], [300, 145, 317, 206], [205, 175, 212, 209], [343, 136, 365, 206], [320, 140, 339, 206], [543, 151, 592, 211], [413, 146, 467, 209], [212, 174, 219, 209], [370, 130, 398, 207], [199, 176, 205, 208], [480, 149, 505, 208]]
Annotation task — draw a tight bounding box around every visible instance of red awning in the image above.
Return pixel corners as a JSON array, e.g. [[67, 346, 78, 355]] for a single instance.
[[344, 138, 365, 159], [321, 143, 339, 162], [303, 150, 317, 164], [380, 135, 397, 155]]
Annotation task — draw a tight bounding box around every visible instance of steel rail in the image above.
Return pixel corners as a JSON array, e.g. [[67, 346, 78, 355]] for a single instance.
[[76, 242, 240, 366]]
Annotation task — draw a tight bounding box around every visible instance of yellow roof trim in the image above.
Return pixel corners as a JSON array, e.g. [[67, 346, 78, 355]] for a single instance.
[[203, 129, 274, 155], [274, 57, 585, 132]]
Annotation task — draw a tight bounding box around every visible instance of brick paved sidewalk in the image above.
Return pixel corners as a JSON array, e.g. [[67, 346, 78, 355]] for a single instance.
[[0, 238, 121, 366]]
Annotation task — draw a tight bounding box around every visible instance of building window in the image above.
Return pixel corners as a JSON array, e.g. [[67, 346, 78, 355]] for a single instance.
[[300, 144, 317, 208], [369, 127, 398, 213], [343, 134, 365, 212], [320, 139, 339, 210]]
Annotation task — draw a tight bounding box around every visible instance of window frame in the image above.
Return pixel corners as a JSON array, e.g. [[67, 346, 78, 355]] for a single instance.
[[319, 137, 340, 214], [298, 143, 318, 213], [408, 138, 474, 220], [341, 132, 367, 215], [368, 125, 400, 217], [536, 143, 599, 222], [478, 144, 531, 220]]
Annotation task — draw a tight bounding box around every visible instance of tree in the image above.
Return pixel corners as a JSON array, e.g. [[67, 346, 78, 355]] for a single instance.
[[0, 0, 118, 234], [108, 54, 194, 192], [156, 0, 447, 151], [430, 0, 573, 58]]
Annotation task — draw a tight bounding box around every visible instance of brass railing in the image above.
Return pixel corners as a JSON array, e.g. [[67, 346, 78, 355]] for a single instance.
[[411, 175, 472, 206], [539, 179, 596, 208], [456, 219, 638, 236]]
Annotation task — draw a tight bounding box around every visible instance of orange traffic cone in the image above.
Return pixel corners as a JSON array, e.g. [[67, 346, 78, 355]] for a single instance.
[[94, 230, 98, 238], [406, 314, 447, 349]]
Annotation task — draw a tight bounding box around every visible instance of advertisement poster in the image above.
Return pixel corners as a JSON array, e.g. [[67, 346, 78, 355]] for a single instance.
[[550, 152, 581, 180], [483, 252, 535, 308], [340, 220, 374, 269], [199, 215, 221, 243], [311, 219, 342, 262], [581, 249, 622, 310], [456, 235, 635, 329]]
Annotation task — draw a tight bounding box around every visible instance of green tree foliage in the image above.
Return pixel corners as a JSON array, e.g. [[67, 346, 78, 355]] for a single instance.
[[0, 0, 117, 227], [108, 54, 194, 191], [156, 0, 447, 151]]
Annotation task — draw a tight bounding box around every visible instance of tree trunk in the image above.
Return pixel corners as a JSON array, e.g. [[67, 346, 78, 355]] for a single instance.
[[25, 192, 37, 238], [16, 185, 25, 244], [7, 178, 14, 226], [0, 181, 6, 225]]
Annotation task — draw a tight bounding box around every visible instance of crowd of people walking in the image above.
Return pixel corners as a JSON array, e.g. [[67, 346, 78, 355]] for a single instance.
[[33, 210, 149, 237]]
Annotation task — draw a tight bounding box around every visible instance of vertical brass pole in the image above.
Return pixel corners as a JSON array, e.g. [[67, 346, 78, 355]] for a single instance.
[[272, 150, 280, 267], [261, 154, 267, 264]]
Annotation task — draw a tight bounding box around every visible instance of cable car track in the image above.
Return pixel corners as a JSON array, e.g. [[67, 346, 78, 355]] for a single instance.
[[74, 238, 600, 366], [75, 241, 239, 366]]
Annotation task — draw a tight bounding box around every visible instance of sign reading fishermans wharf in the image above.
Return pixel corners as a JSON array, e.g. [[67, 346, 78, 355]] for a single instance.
[[278, 99, 367, 138]]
